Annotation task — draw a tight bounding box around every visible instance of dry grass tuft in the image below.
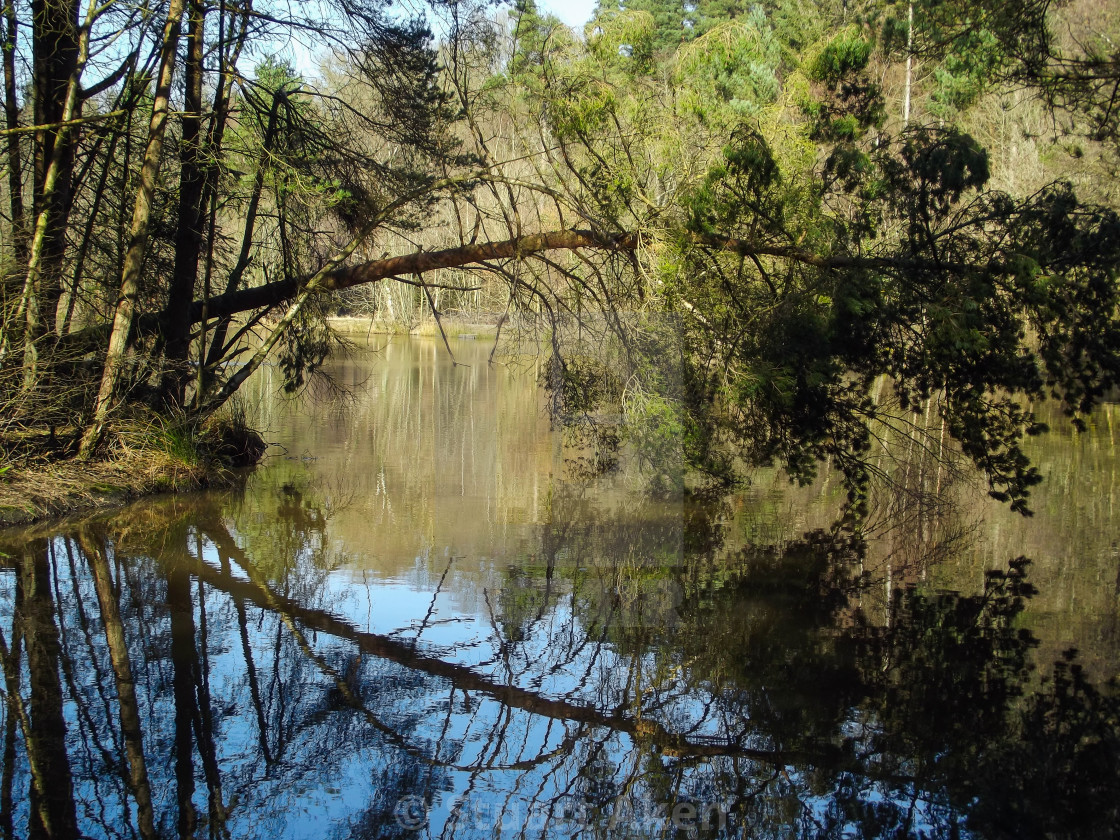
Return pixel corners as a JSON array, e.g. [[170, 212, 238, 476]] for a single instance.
[[0, 411, 264, 529], [0, 450, 220, 529]]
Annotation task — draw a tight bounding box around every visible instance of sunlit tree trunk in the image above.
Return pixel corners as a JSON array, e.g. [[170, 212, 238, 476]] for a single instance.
[[13, 0, 85, 384], [81, 0, 187, 456], [29, 0, 80, 333]]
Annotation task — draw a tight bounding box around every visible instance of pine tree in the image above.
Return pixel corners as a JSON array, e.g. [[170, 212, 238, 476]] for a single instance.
[[595, 0, 695, 54], [695, 0, 848, 52], [511, 0, 570, 77]]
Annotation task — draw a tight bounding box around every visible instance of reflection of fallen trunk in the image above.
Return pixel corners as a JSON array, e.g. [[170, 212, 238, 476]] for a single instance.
[[185, 552, 834, 766]]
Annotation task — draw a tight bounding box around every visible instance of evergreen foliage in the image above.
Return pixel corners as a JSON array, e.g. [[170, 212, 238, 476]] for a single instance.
[[594, 0, 696, 53]]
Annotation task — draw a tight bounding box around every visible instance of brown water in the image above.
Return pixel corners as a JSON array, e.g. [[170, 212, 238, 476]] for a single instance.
[[0, 335, 1117, 839]]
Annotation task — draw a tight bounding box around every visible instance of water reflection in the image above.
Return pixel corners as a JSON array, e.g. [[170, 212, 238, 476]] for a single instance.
[[1, 486, 1118, 839], [1, 336, 1119, 838]]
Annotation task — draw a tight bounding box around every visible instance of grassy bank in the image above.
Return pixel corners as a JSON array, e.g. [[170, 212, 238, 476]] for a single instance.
[[0, 414, 266, 529]]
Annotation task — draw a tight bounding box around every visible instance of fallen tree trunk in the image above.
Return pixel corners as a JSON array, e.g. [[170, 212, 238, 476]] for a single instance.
[[186, 229, 641, 323], [184, 228, 971, 325], [55, 226, 972, 362]]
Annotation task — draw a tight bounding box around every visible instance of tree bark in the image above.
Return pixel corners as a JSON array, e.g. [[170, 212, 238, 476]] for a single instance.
[[15, 0, 92, 385], [2, 2, 26, 265], [81, 0, 187, 457], [192, 229, 640, 324], [55, 225, 978, 381], [161, 0, 206, 404], [29, 0, 80, 334], [186, 227, 944, 327]]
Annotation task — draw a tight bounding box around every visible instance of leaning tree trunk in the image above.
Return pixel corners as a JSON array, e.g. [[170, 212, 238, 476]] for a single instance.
[[81, 0, 187, 457]]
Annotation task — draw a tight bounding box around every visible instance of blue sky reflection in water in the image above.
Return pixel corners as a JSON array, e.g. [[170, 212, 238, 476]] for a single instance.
[[0, 336, 1118, 839]]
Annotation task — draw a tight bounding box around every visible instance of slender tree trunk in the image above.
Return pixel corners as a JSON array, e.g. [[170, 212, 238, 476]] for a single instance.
[[30, 0, 80, 333], [53, 124, 109, 331], [193, 0, 250, 397], [81, 0, 187, 456], [14, 0, 93, 385], [161, 0, 206, 404], [60, 126, 120, 333], [0, 2, 24, 367], [200, 90, 283, 377], [2, 2, 25, 265], [903, 2, 913, 127]]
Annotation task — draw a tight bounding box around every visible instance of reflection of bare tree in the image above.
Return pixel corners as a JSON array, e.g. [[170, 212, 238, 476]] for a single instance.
[[7, 542, 79, 839], [0, 563, 23, 840], [187, 533, 810, 765], [79, 529, 157, 840], [0, 488, 1117, 838]]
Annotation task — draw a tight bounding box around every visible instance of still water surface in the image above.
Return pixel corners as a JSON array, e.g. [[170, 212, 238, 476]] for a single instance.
[[1, 336, 1118, 839]]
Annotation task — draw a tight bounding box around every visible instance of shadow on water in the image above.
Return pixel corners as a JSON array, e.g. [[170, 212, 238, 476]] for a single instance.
[[0, 482, 1117, 840]]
